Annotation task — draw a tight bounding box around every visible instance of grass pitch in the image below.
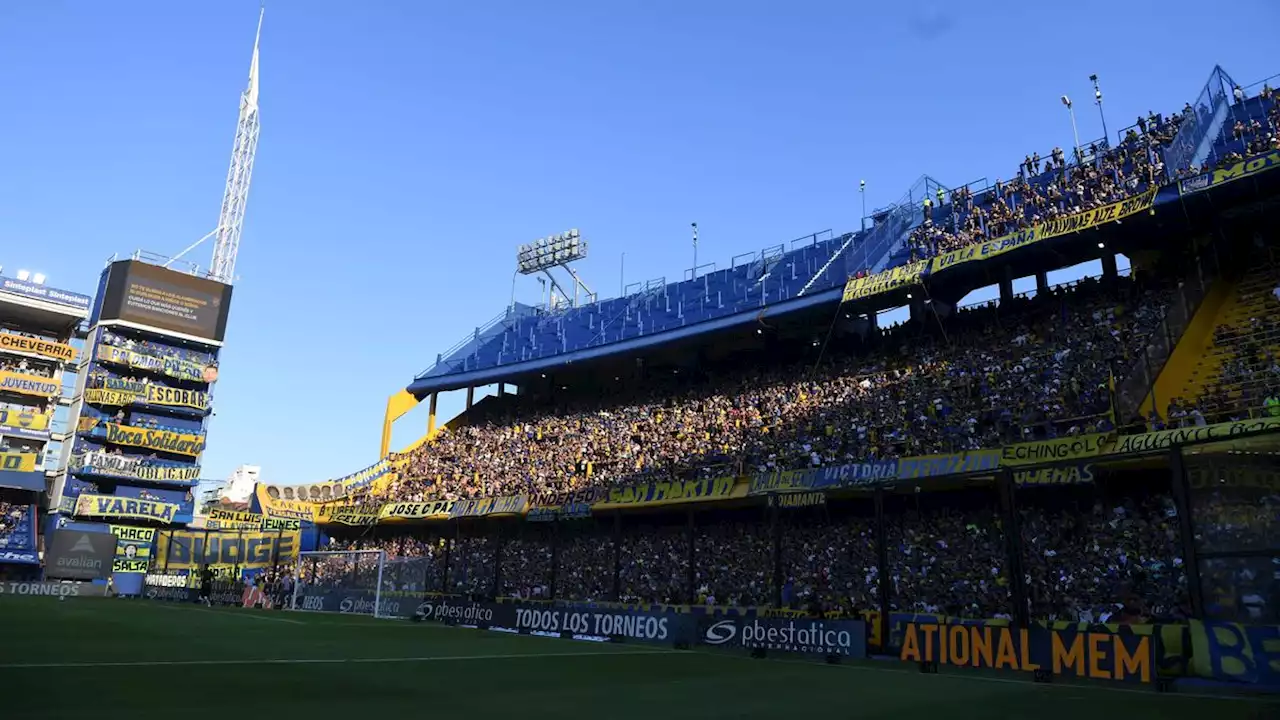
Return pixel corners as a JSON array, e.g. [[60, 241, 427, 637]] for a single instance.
[[1, 596, 1275, 719]]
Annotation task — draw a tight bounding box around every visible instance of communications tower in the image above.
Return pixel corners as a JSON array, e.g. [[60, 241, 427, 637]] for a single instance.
[[208, 8, 264, 284]]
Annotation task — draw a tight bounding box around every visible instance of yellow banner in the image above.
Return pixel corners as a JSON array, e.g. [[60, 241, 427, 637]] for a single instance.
[[207, 508, 264, 530], [96, 344, 209, 383], [111, 525, 157, 544], [263, 517, 301, 532], [0, 452, 38, 473], [378, 500, 457, 522], [842, 261, 927, 303], [0, 408, 50, 432], [155, 529, 299, 570], [0, 332, 76, 362], [1107, 418, 1280, 457], [0, 370, 60, 398], [930, 186, 1158, 274], [104, 422, 205, 457], [254, 484, 316, 522], [1000, 433, 1110, 467], [145, 385, 210, 411], [593, 477, 744, 510], [76, 493, 180, 523], [84, 388, 141, 406]]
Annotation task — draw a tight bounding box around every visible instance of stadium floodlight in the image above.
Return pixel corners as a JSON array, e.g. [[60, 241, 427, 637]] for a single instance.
[[1090, 74, 1110, 145], [517, 229, 596, 310], [32, 273, 46, 285], [517, 229, 586, 275], [16, 270, 30, 281], [1061, 95, 1082, 163]]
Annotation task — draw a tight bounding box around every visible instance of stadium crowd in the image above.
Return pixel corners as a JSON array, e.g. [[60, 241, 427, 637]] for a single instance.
[[373, 274, 1167, 506], [99, 329, 216, 369]]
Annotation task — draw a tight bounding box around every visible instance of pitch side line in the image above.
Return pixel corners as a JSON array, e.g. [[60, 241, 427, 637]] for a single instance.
[[0, 649, 682, 670]]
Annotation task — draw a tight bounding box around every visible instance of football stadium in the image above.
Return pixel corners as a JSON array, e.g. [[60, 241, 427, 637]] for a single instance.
[[5, 8, 1280, 720]]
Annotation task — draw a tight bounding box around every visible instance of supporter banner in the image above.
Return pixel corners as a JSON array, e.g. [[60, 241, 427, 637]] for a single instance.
[[207, 508, 264, 531], [899, 622, 1152, 683], [1012, 463, 1095, 486], [0, 332, 76, 362], [261, 480, 350, 504], [1179, 150, 1280, 196], [75, 493, 180, 523], [378, 500, 456, 522], [897, 450, 1000, 479], [0, 277, 92, 311], [70, 451, 201, 485], [1107, 418, 1280, 457], [449, 494, 528, 519], [155, 529, 299, 570], [0, 407, 50, 433], [527, 489, 602, 522], [699, 616, 867, 657], [145, 385, 210, 411], [84, 388, 140, 406], [103, 422, 205, 457], [0, 580, 110, 597], [0, 451, 37, 473], [262, 517, 301, 532], [1000, 433, 1109, 467], [1189, 620, 1280, 687], [253, 484, 316, 522], [842, 262, 927, 303], [750, 461, 898, 495], [322, 506, 380, 526], [0, 370, 60, 398], [95, 344, 208, 383], [110, 525, 155, 574], [594, 476, 743, 510], [768, 491, 826, 509], [930, 186, 1158, 274]]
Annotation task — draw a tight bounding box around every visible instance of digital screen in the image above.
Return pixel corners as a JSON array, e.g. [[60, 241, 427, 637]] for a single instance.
[[98, 261, 233, 342]]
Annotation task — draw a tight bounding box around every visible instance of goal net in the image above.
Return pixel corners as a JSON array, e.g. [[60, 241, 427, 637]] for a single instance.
[[291, 549, 389, 618]]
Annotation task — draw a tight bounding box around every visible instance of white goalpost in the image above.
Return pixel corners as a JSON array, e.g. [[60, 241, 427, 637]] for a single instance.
[[291, 549, 389, 618]]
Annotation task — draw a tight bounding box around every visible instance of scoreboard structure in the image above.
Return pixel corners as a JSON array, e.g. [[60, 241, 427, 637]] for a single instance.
[[52, 259, 232, 593]]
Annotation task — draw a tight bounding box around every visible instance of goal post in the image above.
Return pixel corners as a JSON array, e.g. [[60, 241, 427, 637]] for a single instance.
[[291, 549, 389, 618]]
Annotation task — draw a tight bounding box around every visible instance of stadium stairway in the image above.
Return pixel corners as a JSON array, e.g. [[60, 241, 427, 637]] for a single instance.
[[1140, 257, 1280, 421]]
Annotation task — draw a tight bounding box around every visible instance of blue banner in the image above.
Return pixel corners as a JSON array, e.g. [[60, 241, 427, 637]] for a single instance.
[[0, 277, 91, 310], [0, 470, 44, 492], [698, 615, 867, 657], [750, 461, 898, 494], [0, 504, 38, 565]]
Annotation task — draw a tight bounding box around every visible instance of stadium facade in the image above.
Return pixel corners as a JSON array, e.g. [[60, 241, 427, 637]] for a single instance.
[[0, 270, 93, 570], [47, 258, 232, 593]]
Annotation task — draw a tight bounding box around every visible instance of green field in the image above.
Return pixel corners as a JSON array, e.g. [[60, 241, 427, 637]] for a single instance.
[[0, 597, 1275, 719]]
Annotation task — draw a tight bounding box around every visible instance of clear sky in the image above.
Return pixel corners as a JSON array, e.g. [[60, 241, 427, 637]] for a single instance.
[[1, 0, 1276, 486]]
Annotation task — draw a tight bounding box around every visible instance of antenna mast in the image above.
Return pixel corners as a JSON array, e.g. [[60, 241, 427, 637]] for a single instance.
[[209, 8, 264, 285]]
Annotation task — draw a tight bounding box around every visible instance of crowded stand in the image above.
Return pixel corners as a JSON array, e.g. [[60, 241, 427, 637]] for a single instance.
[[98, 329, 216, 369], [378, 273, 1167, 505]]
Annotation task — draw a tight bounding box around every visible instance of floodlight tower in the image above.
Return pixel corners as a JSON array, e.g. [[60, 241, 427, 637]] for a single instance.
[[209, 8, 264, 284], [516, 229, 597, 310]]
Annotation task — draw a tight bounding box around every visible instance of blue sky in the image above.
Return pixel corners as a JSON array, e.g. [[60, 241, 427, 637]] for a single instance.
[[1, 0, 1276, 486]]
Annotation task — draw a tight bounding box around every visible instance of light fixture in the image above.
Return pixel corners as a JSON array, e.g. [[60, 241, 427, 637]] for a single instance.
[[906, 292, 914, 299], [517, 229, 586, 274], [540, 373, 547, 379], [1097, 242, 1105, 249], [32, 273, 45, 285], [16, 270, 30, 281]]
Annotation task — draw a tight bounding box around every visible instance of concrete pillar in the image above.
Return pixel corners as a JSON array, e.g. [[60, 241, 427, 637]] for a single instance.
[[1101, 253, 1118, 280], [1035, 271, 1049, 295], [427, 392, 438, 437], [999, 277, 1014, 304], [465, 386, 475, 410]]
